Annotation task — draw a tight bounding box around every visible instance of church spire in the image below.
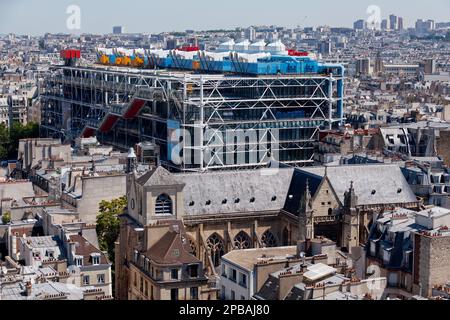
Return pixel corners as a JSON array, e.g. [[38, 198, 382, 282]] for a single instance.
[[342, 180, 359, 251], [344, 180, 358, 209], [127, 147, 137, 173], [298, 178, 314, 244], [299, 179, 312, 215]]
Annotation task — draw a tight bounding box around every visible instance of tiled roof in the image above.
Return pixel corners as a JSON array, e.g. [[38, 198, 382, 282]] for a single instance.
[[69, 234, 109, 266], [146, 223, 198, 266]]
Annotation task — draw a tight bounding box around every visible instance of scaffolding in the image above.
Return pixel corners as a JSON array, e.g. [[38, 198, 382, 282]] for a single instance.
[[40, 64, 344, 172]]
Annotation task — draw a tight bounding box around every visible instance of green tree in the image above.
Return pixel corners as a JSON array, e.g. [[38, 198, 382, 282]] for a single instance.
[[0, 123, 10, 159], [0, 122, 40, 160], [96, 196, 127, 264], [96, 196, 127, 297], [2, 211, 11, 224], [8, 122, 39, 158]]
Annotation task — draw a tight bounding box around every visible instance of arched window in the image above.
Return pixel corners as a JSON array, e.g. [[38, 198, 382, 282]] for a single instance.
[[206, 233, 225, 267], [261, 230, 277, 248], [155, 194, 173, 215], [233, 231, 252, 250], [328, 208, 333, 216]]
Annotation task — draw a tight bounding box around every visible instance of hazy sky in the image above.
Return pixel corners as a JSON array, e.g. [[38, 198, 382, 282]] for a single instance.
[[0, 0, 449, 35]]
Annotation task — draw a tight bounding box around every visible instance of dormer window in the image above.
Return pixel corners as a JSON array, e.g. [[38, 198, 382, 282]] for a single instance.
[[91, 253, 101, 265], [45, 250, 54, 259], [74, 256, 83, 266], [188, 264, 199, 278]]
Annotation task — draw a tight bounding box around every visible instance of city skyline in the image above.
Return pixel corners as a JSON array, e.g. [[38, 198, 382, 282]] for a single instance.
[[0, 0, 450, 36]]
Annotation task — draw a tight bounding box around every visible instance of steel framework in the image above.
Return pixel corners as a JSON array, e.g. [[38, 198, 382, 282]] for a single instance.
[[40, 65, 344, 172]]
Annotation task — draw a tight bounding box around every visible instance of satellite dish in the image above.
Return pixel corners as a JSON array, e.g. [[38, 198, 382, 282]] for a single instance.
[[299, 252, 306, 258]]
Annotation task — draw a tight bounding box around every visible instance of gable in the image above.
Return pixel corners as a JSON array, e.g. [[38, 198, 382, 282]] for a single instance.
[[311, 177, 341, 217], [299, 165, 418, 207]]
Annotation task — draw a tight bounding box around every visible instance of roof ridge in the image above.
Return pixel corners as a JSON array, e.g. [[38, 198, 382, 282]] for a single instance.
[[162, 231, 182, 261]]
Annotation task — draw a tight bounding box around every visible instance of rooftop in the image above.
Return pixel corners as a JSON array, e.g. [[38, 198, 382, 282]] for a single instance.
[[221, 246, 297, 272], [20, 235, 60, 249], [299, 164, 417, 206]]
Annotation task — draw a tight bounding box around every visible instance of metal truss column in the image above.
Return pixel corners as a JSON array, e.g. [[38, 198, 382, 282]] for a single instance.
[[199, 76, 205, 172], [328, 73, 334, 130]]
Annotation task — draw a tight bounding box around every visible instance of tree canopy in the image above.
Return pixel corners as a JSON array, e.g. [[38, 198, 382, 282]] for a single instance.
[[96, 196, 127, 264], [0, 122, 40, 160], [0, 124, 9, 159], [2, 211, 11, 224]]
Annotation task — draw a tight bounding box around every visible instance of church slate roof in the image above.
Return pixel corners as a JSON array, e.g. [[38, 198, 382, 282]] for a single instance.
[[135, 163, 418, 218], [299, 164, 418, 207], [136, 166, 183, 187], [176, 168, 295, 216]]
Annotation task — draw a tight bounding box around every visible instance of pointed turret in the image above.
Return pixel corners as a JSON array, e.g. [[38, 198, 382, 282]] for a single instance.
[[126, 147, 137, 173], [297, 179, 314, 252], [299, 179, 313, 215], [342, 181, 359, 251], [344, 181, 358, 209]]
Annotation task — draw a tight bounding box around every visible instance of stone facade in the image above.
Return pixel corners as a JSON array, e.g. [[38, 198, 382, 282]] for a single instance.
[[436, 130, 450, 167], [415, 234, 450, 297]]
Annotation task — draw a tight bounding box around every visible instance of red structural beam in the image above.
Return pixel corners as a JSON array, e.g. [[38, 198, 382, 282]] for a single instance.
[[81, 127, 95, 138], [123, 99, 146, 119], [99, 115, 120, 132]]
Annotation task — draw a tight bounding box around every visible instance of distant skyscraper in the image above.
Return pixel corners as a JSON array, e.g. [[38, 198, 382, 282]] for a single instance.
[[398, 17, 404, 31], [188, 37, 198, 47], [353, 19, 366, 30], [415, 19, 424, 31], [423, 59, 436, 74], [356, 57, 372, 76], [374, 52, 384, 74], [381, 19, 389, 31], [428, 20, 436, 30], [113, 26, 124, 34], [415, 19, 436, 33], [166, 38, 178, 50], [318, 40, 332, 56], [244, 27, 256, 42], [389, 15, 398, 30]]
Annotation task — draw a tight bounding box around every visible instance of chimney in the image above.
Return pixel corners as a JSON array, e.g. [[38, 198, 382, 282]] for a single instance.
[[25, 281, 32, 296]]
